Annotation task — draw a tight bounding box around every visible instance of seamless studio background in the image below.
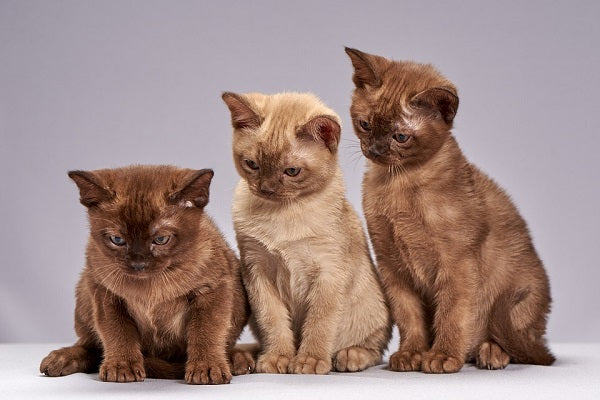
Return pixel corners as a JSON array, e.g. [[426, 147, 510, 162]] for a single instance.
[[1, 0, 599, 344]]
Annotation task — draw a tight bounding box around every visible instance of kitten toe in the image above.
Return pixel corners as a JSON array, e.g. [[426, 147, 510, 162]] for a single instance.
[[99, 358, 146, 382], [185, 359, 232, 385], [288, 354, 331, 375], [256, 353, 291, 374], [335, 346, 377, 372], [422, 351, 463, 374], [476, 341, 510, 370], [230, 349, 256, 375], [389, 350, 423, 372]]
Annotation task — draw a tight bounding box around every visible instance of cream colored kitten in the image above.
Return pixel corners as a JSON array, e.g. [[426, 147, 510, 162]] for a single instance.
[[222, 92, 391, 374]]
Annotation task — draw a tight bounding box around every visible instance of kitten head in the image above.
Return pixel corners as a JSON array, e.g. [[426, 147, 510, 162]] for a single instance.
[[345, 47, 459, 169], [222, 92, 341, 201], [69, 165, 214, 280]]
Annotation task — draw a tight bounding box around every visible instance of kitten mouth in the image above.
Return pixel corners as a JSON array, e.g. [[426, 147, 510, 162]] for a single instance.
[[122, 268, 157, 279], [365, 153, 393, 165]]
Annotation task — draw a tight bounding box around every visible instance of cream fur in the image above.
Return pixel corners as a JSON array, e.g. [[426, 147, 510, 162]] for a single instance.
[[226, 92, 391, 374]]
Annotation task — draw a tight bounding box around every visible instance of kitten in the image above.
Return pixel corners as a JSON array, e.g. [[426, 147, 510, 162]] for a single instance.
[[40, 165, 254, 384], [345, 48, 554, 373], [222, 92, 391, 374]]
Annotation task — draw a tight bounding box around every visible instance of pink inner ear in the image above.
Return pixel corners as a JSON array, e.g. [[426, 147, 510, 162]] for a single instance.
[[318, 122, 336, 146], [303, 116, 340, 152]]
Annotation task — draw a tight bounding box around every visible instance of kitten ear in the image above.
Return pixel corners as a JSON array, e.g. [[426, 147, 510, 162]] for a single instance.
[[344, 47, 383, 89], [169, 169, 214, 209], [222, 92, 261, 130], [68, 170, 114, 208], [297, 115, 341, 153], [410, 87, 459, 124]]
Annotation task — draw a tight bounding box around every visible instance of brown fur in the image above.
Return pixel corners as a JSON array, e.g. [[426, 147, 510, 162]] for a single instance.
[[345, 48, 554, 373], [222, 92, 391, 375], [40, 165, 253, 384]]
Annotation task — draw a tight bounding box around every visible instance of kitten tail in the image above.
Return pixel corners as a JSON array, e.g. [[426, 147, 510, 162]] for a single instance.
[[144, 357, 185, 379], [489, 290, 555, 365]]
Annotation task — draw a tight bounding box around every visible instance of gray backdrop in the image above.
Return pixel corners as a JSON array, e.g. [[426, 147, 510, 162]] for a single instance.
[[1, 0, 599, 344]]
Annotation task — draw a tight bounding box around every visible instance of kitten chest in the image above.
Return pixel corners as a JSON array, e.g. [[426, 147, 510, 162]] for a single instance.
[[364, 178, 449, 290], [125, 297, 189, 355]]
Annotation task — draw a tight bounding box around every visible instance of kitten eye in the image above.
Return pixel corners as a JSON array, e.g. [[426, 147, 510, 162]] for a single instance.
[[244, 159, 259, 170], [109, 235, 126, 246], [392, 133, 410, 143], [359, 120, 371, 131], [284, 167, 301, 177], [153, 235, 170, 245]]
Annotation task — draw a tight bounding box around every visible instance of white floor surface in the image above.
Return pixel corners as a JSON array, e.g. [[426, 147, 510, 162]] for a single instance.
[[0, 343, 598, 400]]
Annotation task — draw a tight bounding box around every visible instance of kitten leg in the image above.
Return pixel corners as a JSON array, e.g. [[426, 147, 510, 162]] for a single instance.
[[476, 341, 510, 370], [41, 294, 102, 377], [368, 220, 429, 371], [387, 290, 429, 371], [40, 344, 101, 377], [91, 286, 146, 382], [422, 256, 477, 374], [241, 246, 295, 374], [227, 267, 256, 376], [185, 279, 234, 385], [377, 261, 429, 371], [288, 271, 344, 375]]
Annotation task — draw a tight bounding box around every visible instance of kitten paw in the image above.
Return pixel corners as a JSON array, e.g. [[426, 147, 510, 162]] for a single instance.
[[334, 346, 377, 372], [256, 353, 291, 374], [185, 359, 232, 384], [389, 350, 423, 372], [40, 346, 97, 377], [288, 354, 331, 375], [231, 349, 256, 375], [476, 341, 510, 370], [99, 358, 145, 382], [422, 351, 463, 374]]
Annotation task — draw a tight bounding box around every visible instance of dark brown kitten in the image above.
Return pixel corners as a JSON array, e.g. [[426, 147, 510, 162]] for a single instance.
[[346, 48, 554, 373], [40, 165, 253, 384]]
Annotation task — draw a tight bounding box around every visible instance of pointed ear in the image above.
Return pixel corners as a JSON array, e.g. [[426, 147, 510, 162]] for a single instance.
[[222, 92, 261, 130], [297, 115, 341, 153], [410, 87, 459, 124], [345, 47, 383, 89], [169, 169, 214, 209], [68, 170, 114, 208]]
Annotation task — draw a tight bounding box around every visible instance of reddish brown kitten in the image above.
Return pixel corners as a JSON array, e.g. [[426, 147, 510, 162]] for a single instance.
[[40, 165, 253, 384], [345, 48, 554, 373]]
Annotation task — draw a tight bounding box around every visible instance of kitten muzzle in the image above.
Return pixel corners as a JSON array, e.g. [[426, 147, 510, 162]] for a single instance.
[[368, 142, 389, 158], [259, 181, 277, 197]]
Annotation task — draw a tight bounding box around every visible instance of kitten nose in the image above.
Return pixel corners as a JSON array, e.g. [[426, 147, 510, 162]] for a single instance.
[[259, 182, 276, 195], [130, 262, 147, 272], [368, 143, 388, 157]]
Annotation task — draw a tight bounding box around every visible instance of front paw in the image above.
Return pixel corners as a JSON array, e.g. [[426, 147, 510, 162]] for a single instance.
[[288, 353, 331, 375], [230, 349, 256, 375], [422, 350, 463, 373], [185, 359, 232, 385], [256, 353, 291, 374], [389, 350, 423, 372], [99, 358, 145, 382]]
